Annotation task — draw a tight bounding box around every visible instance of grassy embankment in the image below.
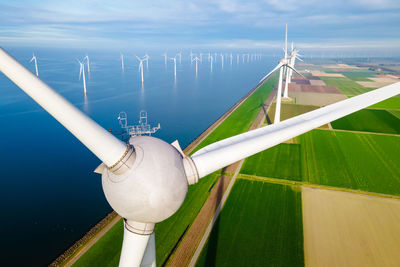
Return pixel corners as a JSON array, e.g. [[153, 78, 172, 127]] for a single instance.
[[195, 180, 304, 267], [72, 76, 277, 267]]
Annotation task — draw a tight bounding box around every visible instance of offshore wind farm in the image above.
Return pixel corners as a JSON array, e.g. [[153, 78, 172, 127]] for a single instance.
[[1, 1, 400, 267]]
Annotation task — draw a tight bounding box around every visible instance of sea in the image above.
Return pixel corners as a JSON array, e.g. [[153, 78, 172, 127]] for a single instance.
[[0, 47, 275, 266]]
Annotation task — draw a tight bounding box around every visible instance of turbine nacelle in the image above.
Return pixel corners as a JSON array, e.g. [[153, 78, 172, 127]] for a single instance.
[[101, 136, 194, 233]]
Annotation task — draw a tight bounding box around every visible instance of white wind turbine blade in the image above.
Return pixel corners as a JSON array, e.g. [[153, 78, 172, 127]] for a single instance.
[[0, 48, 127, 168], [191, 82, 400, 178], [259, 62, 283, 84], [78, 60, 83, 80], [119, 228, 151, 267], [286, 65, 305, 78]]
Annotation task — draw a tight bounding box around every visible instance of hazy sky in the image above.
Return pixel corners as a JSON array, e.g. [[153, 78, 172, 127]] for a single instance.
[[1, 0, 400, 51]]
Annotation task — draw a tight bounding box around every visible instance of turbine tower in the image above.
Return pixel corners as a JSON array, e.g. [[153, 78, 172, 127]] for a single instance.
[[210, 55, 213, 72], [84, 55, 91, 75], [121, 53, 124, 72], [136, 56, 145, 84], [221, 53, 224, 69], [192, 56, 200, 76], [283, 42, 303, 98], [230, 53, 233, 66], [78, 59, 87, 95], [30, 53, 39, 77], [162, 52, 167, 67], [170, 56, 177, 78], [1, 47, 400, 267]]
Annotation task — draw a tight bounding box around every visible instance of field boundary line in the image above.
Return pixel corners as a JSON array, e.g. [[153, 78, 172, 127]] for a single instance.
[[238, 174, 400, 200]]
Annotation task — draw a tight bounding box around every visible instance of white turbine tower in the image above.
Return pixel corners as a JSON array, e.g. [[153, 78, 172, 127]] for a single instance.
[[220, 53, 224, 69], [84, 55, 91, 75], [170, 56, 177, 78], [144, 54, 149, 69], [162, 52, 167, 66], [136, 56, 145, 84], [177, 52, 182, 64], [78, 59, 87, 95], [210, 55, 213, 72], [1, 47, 400, 267], [237, 54, 239, 64], [259, 25, 303, 124], [30, 53, 39, 77], [230, 53, 233, 66], [192, 56, 200, 76], [120, 54, 124, 72], [284, 42, 303, 98]]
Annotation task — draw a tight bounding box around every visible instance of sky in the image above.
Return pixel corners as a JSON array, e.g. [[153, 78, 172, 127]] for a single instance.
[[1, 0, 400, 53]]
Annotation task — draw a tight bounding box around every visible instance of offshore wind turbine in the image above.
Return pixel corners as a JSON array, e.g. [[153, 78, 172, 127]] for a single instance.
[[30, 53, 39, 77], [221, 53, 224, 69], [192, 56, 200, 76], [237, 54, 239, 64], [210, 55, 213, 72], [162, 52, 167, 67], [136, 56, 145, 84], [84, 55, 91, 75], [1, 47, 400, 267], [170, 56, 177, 78], [78, 59, 87, 95], [120, 54, 124, 72], [230, 53, 233, 66], [177, 52, 182, 64]]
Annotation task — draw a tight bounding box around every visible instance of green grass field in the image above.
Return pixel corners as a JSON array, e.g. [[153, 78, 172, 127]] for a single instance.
[[301, 129, 400, 195], [369, 96, 400, 110], [240, 143, 302, 181], [195, 180, 304, 267], [321, 77, 372, 96], [325, 70, 376, 81], [71, 76, 277, 267], [389, 110, 400, 119], [331, 109, 400, 134]]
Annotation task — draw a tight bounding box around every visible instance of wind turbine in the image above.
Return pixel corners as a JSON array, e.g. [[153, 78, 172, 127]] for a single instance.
[[259, 24, 303, 124], [1, 47, 400, 267], [30, 53, 39, 76], [84, 55, 91, 75], [136, 56, 145, 84], [144, 54, 149, 69], [283, 42, 303, 98], [220, 53, 224, 69], [177, 52, 182, 64], [230, 53, 233, 66], [192, 56, 200, 76], [162, 52, 167, 67], [210, 55, 213, 72], [78, 59, 87, 95], [121, 54, 124, 72], [237, 54, 239, 64], [170, 56, 177, 78]]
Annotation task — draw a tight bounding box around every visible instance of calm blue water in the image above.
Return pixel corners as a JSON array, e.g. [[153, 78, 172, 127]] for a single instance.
[[0, 47, 275, 266]]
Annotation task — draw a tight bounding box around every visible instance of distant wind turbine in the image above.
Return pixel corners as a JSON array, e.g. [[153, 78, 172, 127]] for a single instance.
[[230, 53, 233, 66], [121, 54, 124, 72], [30, 53, 39, 77], [144, 54, 149, 69], [84, 55, 91, 75], [78, 59, 87, 95], [162, 52, 167, 67], [210, 55, 213, 72], [136, 56, 145, 84], [177, 52, 182, 64], [237, 54, 239, 64], [170, 56, 177, 78], [220, 53, 224, 69], [192, 56, 200, 76]]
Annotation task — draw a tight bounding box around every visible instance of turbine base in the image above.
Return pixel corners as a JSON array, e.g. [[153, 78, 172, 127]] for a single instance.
[[125, 220, 155, 235]]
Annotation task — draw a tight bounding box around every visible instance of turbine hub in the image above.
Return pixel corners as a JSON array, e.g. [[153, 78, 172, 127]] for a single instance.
[[101, 136, 188, 225]]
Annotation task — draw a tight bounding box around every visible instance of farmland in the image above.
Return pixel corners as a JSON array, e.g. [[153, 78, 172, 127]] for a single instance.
[[369, 96, 400, 110], [321, 77, 372, 96], [389, 110, 400, 119], [240, 143, 302, 181], [331, 109, 400, 134], [301, 129, 400, 196], [195, 180, 304, 267]]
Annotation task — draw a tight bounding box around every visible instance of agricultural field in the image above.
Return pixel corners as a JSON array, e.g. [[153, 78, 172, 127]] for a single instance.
[[331, 109, 400, 134], [240, 143, 302, 181], [325, 69, 377, 81], [369, 96, 400, 110], [389, 110, 400, 119], [300, 129, 400, 196], [195, 180, 304, 267], [321, 77, 372, 96]]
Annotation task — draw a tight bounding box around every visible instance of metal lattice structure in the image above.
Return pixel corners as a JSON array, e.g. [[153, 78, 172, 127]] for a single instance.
[[118, 111, 161, 137]]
